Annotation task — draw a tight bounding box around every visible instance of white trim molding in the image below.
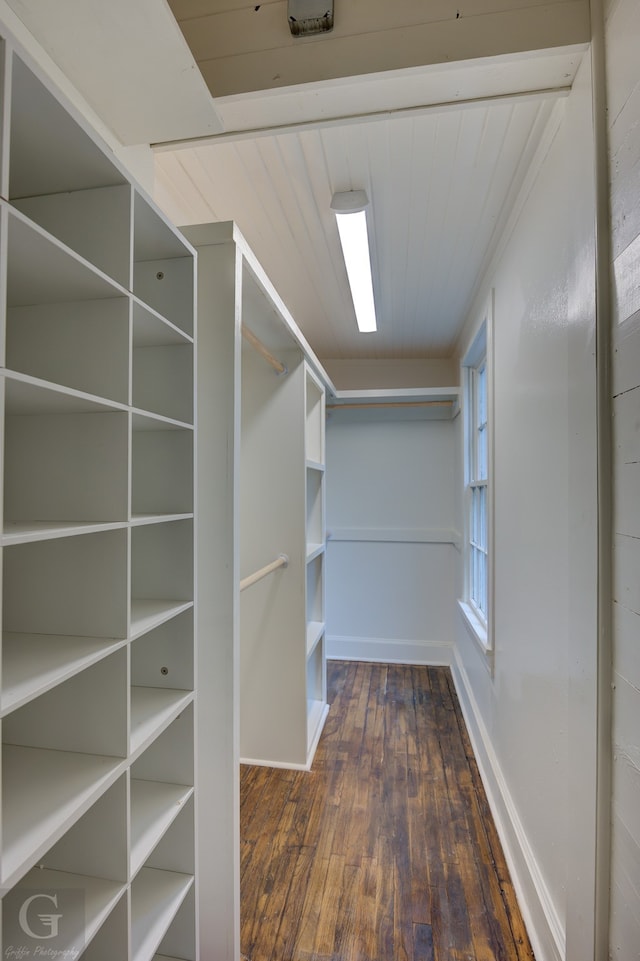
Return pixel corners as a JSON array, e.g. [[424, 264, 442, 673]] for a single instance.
[[326, 635, 453, 665], [451, 648, 565, 961]]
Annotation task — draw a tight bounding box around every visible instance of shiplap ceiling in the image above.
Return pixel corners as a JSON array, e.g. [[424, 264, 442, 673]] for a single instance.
[[157, 4, 587, 360], [2, 0, 586, 362], [156, 91, 561, 359]]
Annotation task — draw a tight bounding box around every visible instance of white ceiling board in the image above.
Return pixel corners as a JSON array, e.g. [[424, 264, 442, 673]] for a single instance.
[[167, 0, 589, 99], [186, 46, 585, 140], [3, 0, 222, 144], [155, 90, 560, 360]]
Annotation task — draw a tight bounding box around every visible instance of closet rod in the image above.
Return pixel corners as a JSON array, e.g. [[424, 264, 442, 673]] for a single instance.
[[327, 400, 453, 411], [242, 325, 288, 375], [240, 554, 289, 592]]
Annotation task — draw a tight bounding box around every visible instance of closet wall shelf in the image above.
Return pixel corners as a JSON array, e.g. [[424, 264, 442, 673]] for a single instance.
[[306, 543, 324, 563], [306, 621, 325, 659], [2, 520, 128, 546], [130, 513, 194, 527], [1, 633, 127, 716], [129, 600, 194, 641], [131, 868, 194, 961], [131, 409, 194, 431], [130, 781, 194, 879], [132, 299, 194, 347], [327, 386, 461, 421], [16, 867, 126, 952], [0, 26, 197, 957], [1, 744, 124, 888], [4, 369, 129, 414], [6, 204, 129, 303], [129, 688, 194, 758]]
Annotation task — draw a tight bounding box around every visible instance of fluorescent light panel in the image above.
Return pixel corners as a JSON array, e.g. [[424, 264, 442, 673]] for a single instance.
[[332, 191, 377, 333]]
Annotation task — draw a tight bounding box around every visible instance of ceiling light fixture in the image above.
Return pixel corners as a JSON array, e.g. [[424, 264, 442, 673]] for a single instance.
[[288, 0, 334, 36], [331, 189, 377, 334]]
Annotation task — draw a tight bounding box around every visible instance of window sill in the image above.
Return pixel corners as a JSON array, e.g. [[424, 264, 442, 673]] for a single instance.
[[457, 599, 493, 665]]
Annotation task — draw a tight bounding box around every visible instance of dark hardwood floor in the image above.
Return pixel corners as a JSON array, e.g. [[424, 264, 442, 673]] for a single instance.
[[240, 661, 535, 961]]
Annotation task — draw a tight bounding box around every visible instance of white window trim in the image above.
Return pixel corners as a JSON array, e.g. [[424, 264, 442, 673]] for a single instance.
[[459, 296, 494, 660]]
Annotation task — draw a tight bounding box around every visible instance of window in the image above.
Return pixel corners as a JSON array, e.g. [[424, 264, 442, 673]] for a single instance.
[[468, 360, 488, 620], [459, 309, 492, 655]]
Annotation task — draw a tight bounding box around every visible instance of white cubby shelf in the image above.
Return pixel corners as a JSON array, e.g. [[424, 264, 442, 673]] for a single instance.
[[0, 28, 196, 960]]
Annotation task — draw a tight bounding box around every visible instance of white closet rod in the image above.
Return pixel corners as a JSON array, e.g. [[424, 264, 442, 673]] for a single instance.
[[240, 554, 289, 592], [242, 325, 288, 375]]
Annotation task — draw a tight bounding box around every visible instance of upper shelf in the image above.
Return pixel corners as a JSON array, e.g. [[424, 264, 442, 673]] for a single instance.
[[326, 387, 460, 421], [8, 54, 126, 200]]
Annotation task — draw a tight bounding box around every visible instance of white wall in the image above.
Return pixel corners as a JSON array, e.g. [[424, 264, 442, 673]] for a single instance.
[[452, 53, 598, 961], [605, 0, 640, 955], [326, 413, 457, 663]]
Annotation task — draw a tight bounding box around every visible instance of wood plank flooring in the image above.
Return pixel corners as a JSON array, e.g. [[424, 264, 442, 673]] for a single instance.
[[240, 661, 535, 961]]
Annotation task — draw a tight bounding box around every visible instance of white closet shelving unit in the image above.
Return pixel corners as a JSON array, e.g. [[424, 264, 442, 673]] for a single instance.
[[304, 364, 327, 750], [185, 222, 329, 776], [0, 32, 196, 961]]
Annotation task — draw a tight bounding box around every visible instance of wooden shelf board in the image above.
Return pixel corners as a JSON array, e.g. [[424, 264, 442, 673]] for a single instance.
[[1, 632, 126, 717], [2, 519, 127, 546], [133, 300, 194, 348], [7, 209, 125, 307], [330, 386, 460, 404], [134, 194, 194, 263], [130, 600, 194, 641], [131, 409, 194, 432], [17, 866, 125, 950], [4, 370, 128, 415], [130, 514, 194, 528], [306, 543, 325, 563], [306, 622, 325, 659], [1, 744, 122, 887], [131, 867, 194, 961], [130, 780, 194, 878], [130, 688, 194, 757]]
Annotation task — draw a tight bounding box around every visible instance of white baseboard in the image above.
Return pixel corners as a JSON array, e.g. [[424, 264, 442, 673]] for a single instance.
[[240, 704, 330, 773], [326, 634, 452, 665], [451, 648, 565, 961], [239, 755, 311, 772], [306, 703, 330, 769]]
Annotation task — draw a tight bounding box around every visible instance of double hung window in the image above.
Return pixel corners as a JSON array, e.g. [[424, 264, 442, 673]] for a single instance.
[[468, 360, 488, 621], [460, 312, 492, 654]]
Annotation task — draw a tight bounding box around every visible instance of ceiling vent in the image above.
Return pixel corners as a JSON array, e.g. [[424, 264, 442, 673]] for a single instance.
[[288, 0, 334, 36]]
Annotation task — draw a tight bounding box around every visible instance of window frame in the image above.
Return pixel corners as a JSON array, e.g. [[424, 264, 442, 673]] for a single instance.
[[458, 301, 494, 657], [467, 359, 488, 622]]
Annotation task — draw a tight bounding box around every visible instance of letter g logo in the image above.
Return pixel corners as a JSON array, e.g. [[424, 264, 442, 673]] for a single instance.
[[18, 893, 63, 939]]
